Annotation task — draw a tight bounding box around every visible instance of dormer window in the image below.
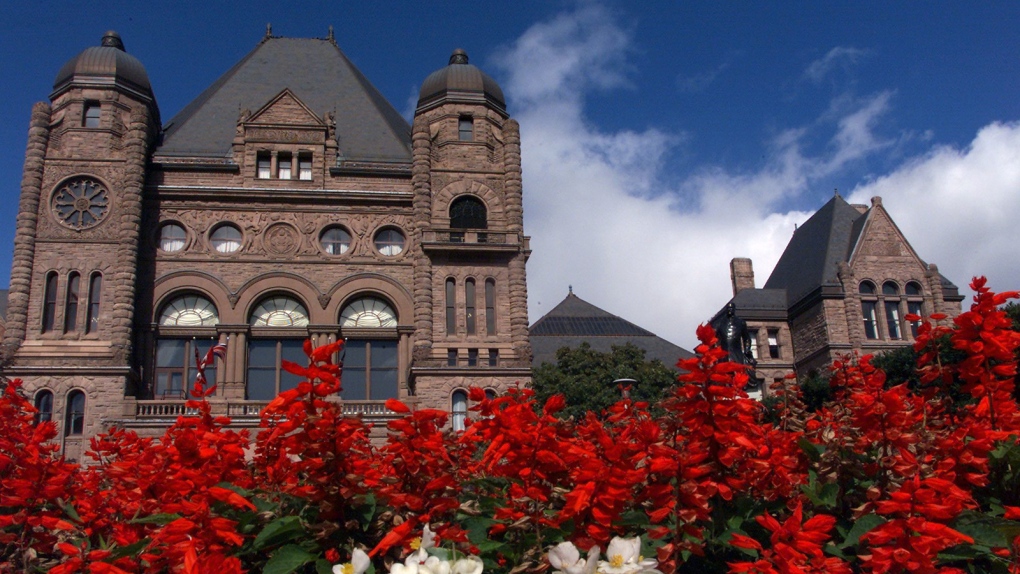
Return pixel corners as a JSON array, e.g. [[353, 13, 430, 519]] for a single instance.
[[257, 152, 271, 179], [278, 153, 292, 179], [83, 102, 101, 128], [459, 116, 473, 141]]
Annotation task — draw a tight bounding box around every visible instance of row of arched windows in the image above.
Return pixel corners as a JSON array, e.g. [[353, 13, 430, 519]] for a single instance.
[[154, 292, 400, 402], [445, 278, 496, 336], [859, 279, 924, 341], [33, 389, 85, 436], [42, 271, 102, 334]]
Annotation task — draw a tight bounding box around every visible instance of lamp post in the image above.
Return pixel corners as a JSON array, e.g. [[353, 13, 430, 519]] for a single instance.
[[612, 378, 637, 399]]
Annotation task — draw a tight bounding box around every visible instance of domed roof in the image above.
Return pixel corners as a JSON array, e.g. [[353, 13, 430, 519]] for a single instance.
[[53, 31, 153, 100], [417, 49, 506, 114]]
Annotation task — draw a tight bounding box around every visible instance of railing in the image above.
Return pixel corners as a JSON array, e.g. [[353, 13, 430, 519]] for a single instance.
[[135, 399, 398, 420], [422, 230, 518, 245]]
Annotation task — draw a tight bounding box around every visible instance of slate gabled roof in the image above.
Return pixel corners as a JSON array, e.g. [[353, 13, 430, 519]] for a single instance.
[[530, 292, 693, 368], [763, 195, 865, 306], [157, 37, 411, 163]]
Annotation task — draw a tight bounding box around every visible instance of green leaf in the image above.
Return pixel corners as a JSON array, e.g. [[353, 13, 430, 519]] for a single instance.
[[356, 494, 377, 531], [56, 499, 81, 523], [129, 513, 181, 525], [953, 510, 1012, 548], [315, 559, 333, 574], [253, 516, 306, 551], [840, 513, 885, 549], [262, 544, 316, 574], [797, 437, 824, 462], [109, 538, 150, 560]]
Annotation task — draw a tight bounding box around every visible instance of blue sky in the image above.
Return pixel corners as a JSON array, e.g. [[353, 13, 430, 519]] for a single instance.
[[2, 1, 1019, 349]]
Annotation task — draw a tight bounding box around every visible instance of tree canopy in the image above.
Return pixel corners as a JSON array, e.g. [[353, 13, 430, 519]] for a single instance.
[[531, 343, 679, 420]]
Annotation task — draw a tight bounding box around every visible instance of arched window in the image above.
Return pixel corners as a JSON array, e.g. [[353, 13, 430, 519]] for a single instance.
[[155, 295, 221, 399], [450, 196, 487, 229], [65, 390, 85, 436], [485, 279, 496, 335], [465, 279, 476, 335], [64, 272, 80, 333], [859, 281, 878, 339], [445, 279, 457, 334], [247, 296, 308, 401], [452, 389, 468, 432], [339, 297, 399, 402], [34, 390, 53, 425], [42, 272, 58, 333], [86, 273, 102, 334]]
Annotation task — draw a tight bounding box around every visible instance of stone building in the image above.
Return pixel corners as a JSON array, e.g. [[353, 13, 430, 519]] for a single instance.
[[713, 193, 964, 390], [2, 30, 532, 458]]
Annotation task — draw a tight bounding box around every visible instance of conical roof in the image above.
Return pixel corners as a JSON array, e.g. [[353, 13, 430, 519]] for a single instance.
[[157, 37, 411, 162]]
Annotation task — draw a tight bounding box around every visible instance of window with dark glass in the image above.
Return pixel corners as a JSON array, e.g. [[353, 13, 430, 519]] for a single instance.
[[465, 279, 476, 335], [298, 153, 312, 180], [468, 348, 478, 367], [488, 349, 499, 367], [64, 272, 80, 333], [906, 281, 924, 338], [374, 228, 405, 256], [458, 116, 473, 141], [86, 273, 101, 334], [278, 152, 292, 179], [450, 196, 487, 230], [485, 279, 496, 335], [446, 279, 456, 334], [257, 152, 271, 179], [767, 329, 780, 359], [42, 272, 58, 333], [883, 282, 902, 339], [448, 349, 458, 366], [320, 226, 351, 255], [338, 297, 400, 402], [452, 389, 468, 431], [862, 301, 879, 339], [246, 296, 309, 400], [65, 390, 85, 436], [155, 338, 220, 399], [34, 390, 53, 425], [83, 102, 101, 128], [342, 340, 398, 401]]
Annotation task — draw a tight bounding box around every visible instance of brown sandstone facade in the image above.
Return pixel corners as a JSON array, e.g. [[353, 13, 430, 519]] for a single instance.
[[715, 195, 964, 391], [3, 32, 531, 455]]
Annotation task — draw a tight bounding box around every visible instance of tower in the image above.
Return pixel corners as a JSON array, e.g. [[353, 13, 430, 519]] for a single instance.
[[3, 32, 160, 460], [409, 49, 533, 409]]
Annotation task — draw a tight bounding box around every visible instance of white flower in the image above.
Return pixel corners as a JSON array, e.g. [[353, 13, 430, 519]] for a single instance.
[[333, 549, 370, 574], [597, 537, 657, 574], [548, 541, 599, 574], [422, 556, 452, 574], [407, 524, 438, 565], [450, 555, 484, 574], [390, 562, 419, 574]]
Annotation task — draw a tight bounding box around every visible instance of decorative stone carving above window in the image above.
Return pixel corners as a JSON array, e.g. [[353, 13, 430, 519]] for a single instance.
[[51, 177, 110, 230]]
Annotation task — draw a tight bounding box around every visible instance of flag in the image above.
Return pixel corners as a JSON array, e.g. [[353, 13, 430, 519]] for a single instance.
[[192, 341, 227, 397]]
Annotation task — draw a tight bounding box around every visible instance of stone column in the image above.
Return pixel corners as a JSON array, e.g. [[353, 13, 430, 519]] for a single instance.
[[411, 117, 434, 362], [110, 109, 152, 364], [3, 102, 51, 360], [503, 119, 524, 233]]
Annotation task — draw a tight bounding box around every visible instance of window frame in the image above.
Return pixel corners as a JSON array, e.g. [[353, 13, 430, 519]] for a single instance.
[[83, 102, 101, 128], [34, 390, 54, 425], [42, 271, 58, 333], [465, 279, 476, 335], [374, 228, 405, 257], [446, 278, 457, 334], [257, 152, 271, 179], [64, 272, 80, 333], [209, 223, 243, 254], [319, 226, 351, 256], [458, 116, 473, 142], [277, 152, 292, 179], [767, 329, 780, 359], [452, 389, 468, 431], [159, 223, 187, 253], [65, 390, 85, 436], [298, 153, 313, 180], [485, 279, 496, 335]]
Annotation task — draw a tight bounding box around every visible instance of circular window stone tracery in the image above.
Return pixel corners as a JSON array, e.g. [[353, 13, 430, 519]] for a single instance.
[[52, 177, 110, 230]]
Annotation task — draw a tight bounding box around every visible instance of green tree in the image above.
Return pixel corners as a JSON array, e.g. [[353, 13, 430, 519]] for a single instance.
[[531, 343, 678, 420]]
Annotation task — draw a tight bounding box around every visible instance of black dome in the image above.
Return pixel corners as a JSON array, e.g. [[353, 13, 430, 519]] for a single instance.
[[53, 32, 153, 99], [417, 49, 505, 114]]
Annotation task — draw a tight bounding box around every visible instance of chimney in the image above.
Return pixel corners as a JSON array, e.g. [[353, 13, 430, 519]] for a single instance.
[[730, 258, 755, 296]]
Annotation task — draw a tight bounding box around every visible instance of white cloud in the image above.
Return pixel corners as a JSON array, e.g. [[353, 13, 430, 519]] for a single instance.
[[676, 59, 731, 93], [499, 6, 1020, 352], [847, 121, 1020, 299], [804, 46, 869, 83]]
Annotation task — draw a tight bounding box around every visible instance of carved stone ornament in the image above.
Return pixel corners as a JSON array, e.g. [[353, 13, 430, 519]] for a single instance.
[[51, 177, 111, 230], [262, 223, 300, 256]]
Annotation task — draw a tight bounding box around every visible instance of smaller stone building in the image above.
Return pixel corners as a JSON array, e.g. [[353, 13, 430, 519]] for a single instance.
[[713, 194, 964, 389]]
